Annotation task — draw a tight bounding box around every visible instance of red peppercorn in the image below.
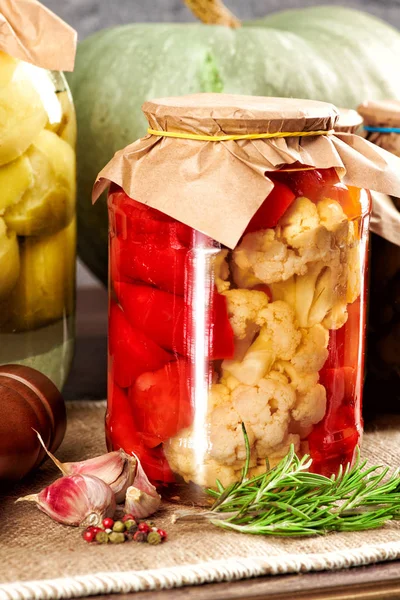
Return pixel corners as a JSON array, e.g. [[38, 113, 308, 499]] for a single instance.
[[138, 522, 150, 534], [82, 529, 96, 543], [122, 514, 135, 523], [102, 517, 114, 529], [157, 529, 167, 541], [133, 531, 148, 543]]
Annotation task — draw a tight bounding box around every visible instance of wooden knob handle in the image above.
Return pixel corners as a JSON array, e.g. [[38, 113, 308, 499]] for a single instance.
[[184, 0, 241, 28]]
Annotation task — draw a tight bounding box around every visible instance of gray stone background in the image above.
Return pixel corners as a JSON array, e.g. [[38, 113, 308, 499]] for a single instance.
[[44, 0, 400, 39], [42, 0, 400, 286]]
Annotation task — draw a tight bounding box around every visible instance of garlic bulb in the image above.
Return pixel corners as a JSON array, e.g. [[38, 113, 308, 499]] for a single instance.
[[36, 431, 136, 503], [17, 474, 116, 527], [124, 460, 161, 519]]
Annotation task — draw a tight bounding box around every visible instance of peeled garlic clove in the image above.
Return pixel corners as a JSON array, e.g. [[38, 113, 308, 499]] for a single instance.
[[124, 460, 161, 519], [16, 474, 116, 527], [35, 431, 136, 503]]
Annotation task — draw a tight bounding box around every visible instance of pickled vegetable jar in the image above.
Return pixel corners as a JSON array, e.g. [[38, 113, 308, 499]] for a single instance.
[[97, 94, 400, 501], [357, 100, 400, 414], [0, 54, 76, 390]]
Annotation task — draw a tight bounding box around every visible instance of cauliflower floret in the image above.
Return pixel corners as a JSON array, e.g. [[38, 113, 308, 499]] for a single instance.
[[219, 373, 241, 393], [209, 403, 255, 467], [274, 361, 327, 432], [291, 384, 326, 428], [233, 229, 307, 286], [222, 328, 275, 386], [278, 197, 320, 241], [264, 433, 301, 464], [223, 300, 301, 386], [164, 429, 239, 487], [208, 383, 231, 411], [233, 198, 350, 288], [213, 249, 230, 293], [257, 300, 302, 360], [291, 324, 329, 373], [222, 289, 269, 340], [317, 197, 346, 229], [277, 197, 337, 265], [271, 259, 349, 331], [232, 375, 296, 458]]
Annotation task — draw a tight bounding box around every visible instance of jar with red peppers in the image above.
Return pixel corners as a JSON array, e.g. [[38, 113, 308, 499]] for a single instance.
[[94, 94, 400, 502]]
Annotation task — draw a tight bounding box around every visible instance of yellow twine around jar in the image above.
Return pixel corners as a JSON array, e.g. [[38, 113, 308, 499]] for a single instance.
[[147, 128, 335, 142]]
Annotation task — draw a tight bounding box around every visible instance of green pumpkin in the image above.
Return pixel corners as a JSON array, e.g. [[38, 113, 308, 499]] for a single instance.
[[68, 5, 400, 284]]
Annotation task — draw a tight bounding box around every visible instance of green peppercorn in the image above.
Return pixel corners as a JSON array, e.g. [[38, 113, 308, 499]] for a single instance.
[[95, 531, 109, 544], [109, 532, 125, 544], [147, 532, 162, 545], [112, 521, 126, 533], [124, 520, 137, 533]]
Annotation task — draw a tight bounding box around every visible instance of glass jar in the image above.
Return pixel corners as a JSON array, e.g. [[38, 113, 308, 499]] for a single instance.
[[357, 100, 400, 415], [106, 171, 370, 500], [0, 53, 76, 391]]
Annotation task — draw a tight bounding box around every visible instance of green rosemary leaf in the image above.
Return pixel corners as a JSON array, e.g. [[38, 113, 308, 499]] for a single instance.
[[191, 442, 400, 537]]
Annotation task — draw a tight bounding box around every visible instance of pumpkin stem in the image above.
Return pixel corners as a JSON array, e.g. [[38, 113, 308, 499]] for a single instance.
[[183, 0, 241, 28]]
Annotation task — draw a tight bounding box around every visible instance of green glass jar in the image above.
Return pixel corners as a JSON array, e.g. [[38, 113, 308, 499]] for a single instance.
[[0, 54, 76, 390]]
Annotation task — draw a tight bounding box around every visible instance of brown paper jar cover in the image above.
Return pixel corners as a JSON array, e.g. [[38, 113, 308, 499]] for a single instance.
[[0, 0, 76, 71], [356, 100, 400, 246], [94, 94, 400, 249], [335, 108, 363, 134], [0, 364, 66, 481]]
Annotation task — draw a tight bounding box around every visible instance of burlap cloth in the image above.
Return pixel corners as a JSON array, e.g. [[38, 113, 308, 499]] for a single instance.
[[1, 402, 400, 600]]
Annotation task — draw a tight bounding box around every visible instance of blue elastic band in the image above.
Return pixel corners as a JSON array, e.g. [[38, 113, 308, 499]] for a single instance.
[[364, 125, 400, 133]]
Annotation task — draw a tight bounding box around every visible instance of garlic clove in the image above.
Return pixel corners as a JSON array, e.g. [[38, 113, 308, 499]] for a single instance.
[[124, 486, 161, 520], [111, 452, 137, 503], [124, 459, 161, 519], [16, 474, 116, 527], [35, 431, 136, 503]]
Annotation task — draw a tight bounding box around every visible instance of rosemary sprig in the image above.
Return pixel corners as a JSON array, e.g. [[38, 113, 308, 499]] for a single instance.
[[174, 425, 400, 536]]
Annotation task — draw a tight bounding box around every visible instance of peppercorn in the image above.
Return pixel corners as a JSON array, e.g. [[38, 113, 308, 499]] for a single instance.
[[82, 529, 96, 543], [133, 531, 147, 543], [124, 519, 137, 533], [95, 531, 109, 544], [109, 532, 125, 544], [147, 532, 162, 545], [138, 522, 150, 534], [112, 520, 126, 533], [102, 517, 114, 529], [122, 514, 135, 522]]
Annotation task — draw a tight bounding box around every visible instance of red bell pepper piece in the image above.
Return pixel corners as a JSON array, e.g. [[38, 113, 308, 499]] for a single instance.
[[274, 167, 340, 202], [115, 282, 186, 356], [106, 380, 175, 483], [324, 298, 362, 370], [110, 234, 188, 295], [129, 359, 193, 447], [109, 302, 172, 388], [308, 367, 361, 475], [109, 188, 193, 246], [245, 180, 295, 233], [115, 282, 235, 360]]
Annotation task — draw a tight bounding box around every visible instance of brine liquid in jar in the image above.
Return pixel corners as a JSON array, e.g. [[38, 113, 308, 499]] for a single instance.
[[107, 167, 370, 503]]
